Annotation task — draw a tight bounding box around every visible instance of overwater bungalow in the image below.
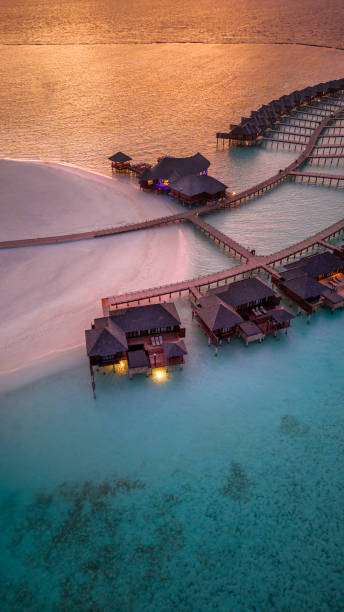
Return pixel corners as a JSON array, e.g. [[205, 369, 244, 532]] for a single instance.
[[274, 251, 344, 315], [109, 152, 132, 173], [191, 277, 295, 350], [109, 151, 152, 175], [139, 152, 210, 191], [224, 79, 344, 146], [169, 174, 227, 206], [85, 303, 187, 395]]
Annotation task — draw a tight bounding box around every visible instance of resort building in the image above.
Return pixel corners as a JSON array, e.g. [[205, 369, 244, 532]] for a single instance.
[[138, 152, 210, 191], [85, 303, 187, 393], [191, 277, 295, 350], [169, 174, 227, 206], [223, 78, 344, 146], [109, 151, 132, 173], [274, 251, 344, 314]]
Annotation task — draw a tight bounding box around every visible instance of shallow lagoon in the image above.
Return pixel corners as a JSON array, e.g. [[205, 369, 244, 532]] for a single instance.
[[208, 180, 344, 255], [1, 305, 344, 610], [1, 32, 344, 611]]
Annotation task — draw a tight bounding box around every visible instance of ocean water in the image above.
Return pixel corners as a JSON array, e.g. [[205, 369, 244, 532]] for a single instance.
[[1, 2, 344, 611], [1, 306, 344, 610], [208, 180, 344, 255]]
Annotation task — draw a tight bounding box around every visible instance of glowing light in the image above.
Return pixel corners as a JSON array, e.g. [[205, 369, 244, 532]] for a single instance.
[[232, 191, 236, 196], [152, 368, 167, 382], [114, 359, 128, 375]]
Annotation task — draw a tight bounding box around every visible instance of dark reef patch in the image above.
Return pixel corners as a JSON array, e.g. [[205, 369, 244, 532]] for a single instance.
[[221, 461, 251, 500], [0, 473, 189, 610], [280, 415, 310, 437]]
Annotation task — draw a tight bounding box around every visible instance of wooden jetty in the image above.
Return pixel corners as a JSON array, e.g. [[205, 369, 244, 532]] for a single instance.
[[190, 216, 252, 261], [290, 171, 344, 186], [102, 216, 344, 312], [1, 103, 343, 251]]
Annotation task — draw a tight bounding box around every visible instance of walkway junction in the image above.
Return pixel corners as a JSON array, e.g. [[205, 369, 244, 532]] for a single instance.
[[2, 78, 344, 383]]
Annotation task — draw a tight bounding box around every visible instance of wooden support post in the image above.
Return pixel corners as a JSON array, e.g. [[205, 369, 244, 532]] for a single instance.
[[90, 363, 96, 399]]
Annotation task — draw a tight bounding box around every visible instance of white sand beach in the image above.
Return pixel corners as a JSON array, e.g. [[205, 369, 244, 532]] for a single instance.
[[0, 160, 191, 389], [0, 159, 179, 241]]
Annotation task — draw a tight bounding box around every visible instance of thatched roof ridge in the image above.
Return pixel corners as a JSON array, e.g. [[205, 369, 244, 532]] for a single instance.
[[109, 152, 132, 163]]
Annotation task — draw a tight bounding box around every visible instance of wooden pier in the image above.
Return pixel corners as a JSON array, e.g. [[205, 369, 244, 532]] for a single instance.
[[289, 171, 344, 186], [1, 105, 343, 250], [102, 216, 344, 312], [190, 216, 252, 261], [2, 96, 344, 321]]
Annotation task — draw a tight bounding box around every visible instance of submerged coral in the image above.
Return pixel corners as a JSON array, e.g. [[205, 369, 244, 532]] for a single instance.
[[1, 474, 189, 610], [221, 461, 251, 500], [280, 415, 310, 437]]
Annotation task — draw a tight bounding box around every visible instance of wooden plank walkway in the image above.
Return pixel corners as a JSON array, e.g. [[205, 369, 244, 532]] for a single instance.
[[287, 117, 320, 125], [102, 213, 344, 311], [189, 216, 252, 261], [312, 145, 344, 149], [270, 127, 313, 137], [102, 260, 263, 313], [103, 104, 344, 310], [263, 137, 308, 145], [265, 217, 344, 265], [1, 103, 343, 257], [268, 127, 313, 137], [308, 154, 344, 159], [290, 170, 344, 181], [0, 211, 193, 249]]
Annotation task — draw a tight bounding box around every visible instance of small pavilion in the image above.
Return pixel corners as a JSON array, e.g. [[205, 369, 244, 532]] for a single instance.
[[109, 152, 132, 173]]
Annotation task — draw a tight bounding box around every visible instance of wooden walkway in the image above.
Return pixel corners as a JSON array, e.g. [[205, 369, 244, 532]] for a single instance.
[[2, 98, 344, 305], [263, 137, 307, 146], [189, 216, 252, 261], [102, 105, 344, 310], [103, 214, 344, 311], [265, 217, 344, 266], [290, 170, 344, 184], [0, 211, 193, 249], [269, 127, 313, 136], [308, 154, 344, 159]]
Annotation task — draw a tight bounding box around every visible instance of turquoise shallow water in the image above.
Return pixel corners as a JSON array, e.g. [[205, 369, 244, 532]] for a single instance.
[[1, 304, 344, 610], [208, 180, 344, 255], [1, 5, 344, 609]]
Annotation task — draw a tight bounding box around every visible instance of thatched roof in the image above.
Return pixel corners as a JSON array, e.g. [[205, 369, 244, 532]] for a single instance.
[[85, 319, 128, 357], [147, 153, 210, 181], [195, 294, 243, 331], [283, 252, 344, 280], [281, 273, 325, 300], [266, 308, 295, 324], [109, 303, 181, 332], [127, 350, 149, 369], [216, 278, 276, 308], [108, 152, 132, 163], [170, 174, 227, 197], [162, 340, 188, 358]]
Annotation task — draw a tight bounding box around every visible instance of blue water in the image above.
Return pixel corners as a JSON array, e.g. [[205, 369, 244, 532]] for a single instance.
[[2, 2, 344, 609], [1, 304, 344, 610], [208, 180, 344, 255]]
